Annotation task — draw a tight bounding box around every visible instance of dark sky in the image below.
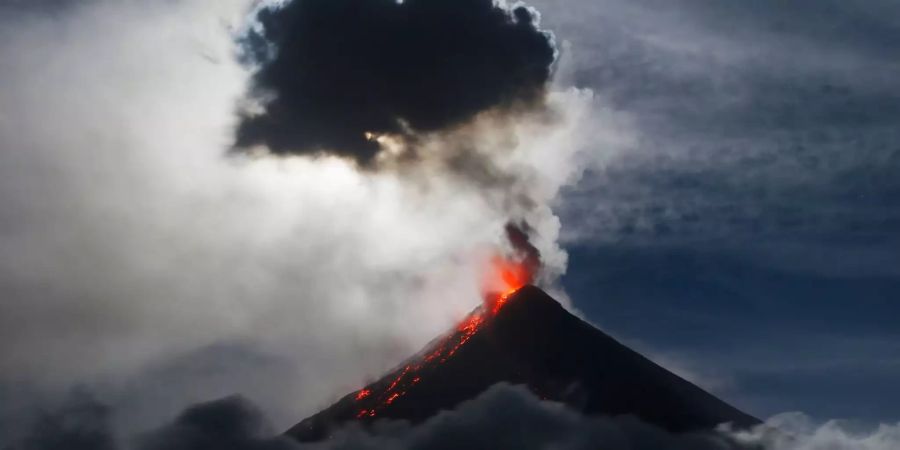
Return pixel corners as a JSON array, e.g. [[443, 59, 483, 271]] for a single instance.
[[534, 0, 900, 422]]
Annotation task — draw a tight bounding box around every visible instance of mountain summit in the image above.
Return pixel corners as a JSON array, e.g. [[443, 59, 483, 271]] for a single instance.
[[287, 285, 759, 442]]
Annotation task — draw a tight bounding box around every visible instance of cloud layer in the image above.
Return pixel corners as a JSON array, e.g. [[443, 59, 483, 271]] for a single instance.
[[529, 0, 900, 275], [9, 384, 900, 450]]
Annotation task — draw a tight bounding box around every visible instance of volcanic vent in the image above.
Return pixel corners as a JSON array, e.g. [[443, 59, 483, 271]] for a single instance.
[[287, 285, 759, 442]]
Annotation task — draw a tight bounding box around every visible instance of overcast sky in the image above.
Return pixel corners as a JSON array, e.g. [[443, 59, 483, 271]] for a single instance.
[[0, 0, 898, 447], [530, 0, 900, 422]]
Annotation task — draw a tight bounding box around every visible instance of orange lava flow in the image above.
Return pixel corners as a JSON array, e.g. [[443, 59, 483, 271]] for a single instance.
[[352, 254, 531, 419], [487, 255, 532, 314], [354, 389, 371, 401]]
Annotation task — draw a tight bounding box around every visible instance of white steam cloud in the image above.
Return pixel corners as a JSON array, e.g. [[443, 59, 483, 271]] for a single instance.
[[0, 0, 613, 436]]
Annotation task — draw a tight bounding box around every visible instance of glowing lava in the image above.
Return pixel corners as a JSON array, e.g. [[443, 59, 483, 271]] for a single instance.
[[486, 254, 532, 314], [352, 254, 532, 419]]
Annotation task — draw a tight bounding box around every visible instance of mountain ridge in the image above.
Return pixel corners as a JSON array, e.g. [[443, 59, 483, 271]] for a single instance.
[[287, 285, 759, 442]]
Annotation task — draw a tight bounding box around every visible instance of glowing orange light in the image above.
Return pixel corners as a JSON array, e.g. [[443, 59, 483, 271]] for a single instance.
[[483, 254, 531, 315], [351, 250, 533, 419]]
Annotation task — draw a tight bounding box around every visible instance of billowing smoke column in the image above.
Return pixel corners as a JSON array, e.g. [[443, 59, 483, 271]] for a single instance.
[[236, 0, 557, 164]]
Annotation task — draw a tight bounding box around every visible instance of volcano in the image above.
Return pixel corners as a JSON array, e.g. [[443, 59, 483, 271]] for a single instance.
[[287, 285, 759, 442]]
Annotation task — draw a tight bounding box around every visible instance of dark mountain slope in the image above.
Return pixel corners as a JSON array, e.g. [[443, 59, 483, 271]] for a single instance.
[[288, 285, 759, 442]]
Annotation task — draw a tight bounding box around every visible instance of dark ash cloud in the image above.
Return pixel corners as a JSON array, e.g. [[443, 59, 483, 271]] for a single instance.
[[236, 0, 557, 164], [505, 222, 542, 281]]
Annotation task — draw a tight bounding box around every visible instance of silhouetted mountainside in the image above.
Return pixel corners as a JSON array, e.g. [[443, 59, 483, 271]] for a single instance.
[[287, 285, 759, 442]]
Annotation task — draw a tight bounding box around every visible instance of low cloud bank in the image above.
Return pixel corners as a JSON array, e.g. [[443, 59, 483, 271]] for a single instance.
[[7, 384, 899, 450]]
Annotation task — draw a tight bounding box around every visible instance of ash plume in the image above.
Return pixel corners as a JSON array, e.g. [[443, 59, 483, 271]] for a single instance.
[[236, 0, 557, 165], [505, 222, 542, 283]]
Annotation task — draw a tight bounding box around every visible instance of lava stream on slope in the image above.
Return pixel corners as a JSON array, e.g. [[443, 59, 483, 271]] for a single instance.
[[353, 258, 528, 418]]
